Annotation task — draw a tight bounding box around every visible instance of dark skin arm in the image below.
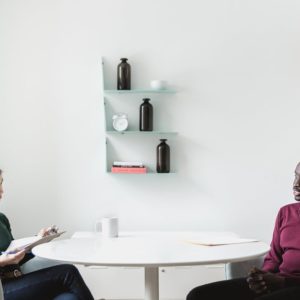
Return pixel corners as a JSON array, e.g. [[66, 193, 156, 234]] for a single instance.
[[247, 267, 285, 294]]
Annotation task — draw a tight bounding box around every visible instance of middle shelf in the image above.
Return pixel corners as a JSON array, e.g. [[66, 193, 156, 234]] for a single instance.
[[106, 131, 178, 136]]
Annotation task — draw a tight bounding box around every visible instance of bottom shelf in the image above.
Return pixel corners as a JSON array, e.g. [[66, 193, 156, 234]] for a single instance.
[[107, 171, 176, 175]]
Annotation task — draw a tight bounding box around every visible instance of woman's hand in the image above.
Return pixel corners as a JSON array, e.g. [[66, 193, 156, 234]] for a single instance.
[[37, 228, 50, 237], [247, 267, 285, 294], [0, 249, 25, 267], [38, 225, 58, 237]]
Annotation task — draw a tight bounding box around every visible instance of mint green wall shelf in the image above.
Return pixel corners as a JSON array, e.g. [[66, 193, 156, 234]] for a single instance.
[[101, 58, 178, 174]]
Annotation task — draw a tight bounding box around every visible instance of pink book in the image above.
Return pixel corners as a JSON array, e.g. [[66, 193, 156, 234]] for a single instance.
[[111, 167, 147, 174]]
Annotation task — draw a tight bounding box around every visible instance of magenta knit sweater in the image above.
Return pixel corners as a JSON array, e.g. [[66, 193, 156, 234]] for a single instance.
[[263, 202, 300, 285]]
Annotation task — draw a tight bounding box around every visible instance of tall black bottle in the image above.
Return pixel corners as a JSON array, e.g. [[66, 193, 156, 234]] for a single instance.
[[156, 139, 170, 173], [139, 98, 153, 131], [117, 58, 131, 90]]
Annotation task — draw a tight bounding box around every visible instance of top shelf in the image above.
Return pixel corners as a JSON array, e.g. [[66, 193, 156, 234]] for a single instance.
[[104, 89, 176, 95]]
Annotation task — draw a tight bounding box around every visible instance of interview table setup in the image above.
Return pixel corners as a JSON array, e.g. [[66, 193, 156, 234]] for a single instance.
[[32, 228, 270, 300]]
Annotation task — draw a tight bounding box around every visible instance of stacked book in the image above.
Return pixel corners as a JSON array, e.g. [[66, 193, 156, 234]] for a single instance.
[[111, 162, 147, 174]]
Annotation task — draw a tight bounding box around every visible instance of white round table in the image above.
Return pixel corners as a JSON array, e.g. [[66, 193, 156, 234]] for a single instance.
[[33, 231, 269, 300]]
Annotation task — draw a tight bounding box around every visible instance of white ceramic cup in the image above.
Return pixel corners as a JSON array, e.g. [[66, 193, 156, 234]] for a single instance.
[[150, 80, 168, 90], [95, 217, 119, 238]]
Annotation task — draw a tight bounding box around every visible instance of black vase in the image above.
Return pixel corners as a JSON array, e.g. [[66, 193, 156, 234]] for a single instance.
[[139, 98, 153, 131], [117, 58, 131, 90], [156, 139, 170, 173]]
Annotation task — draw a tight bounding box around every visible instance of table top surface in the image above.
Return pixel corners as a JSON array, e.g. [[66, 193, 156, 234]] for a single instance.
[[32, 231, 270, 267]]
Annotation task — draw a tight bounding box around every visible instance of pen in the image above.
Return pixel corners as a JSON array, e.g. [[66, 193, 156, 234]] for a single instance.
[[47, 225, 58, 235], [1, 247, 26, 255], [1, 250, 17, 255]]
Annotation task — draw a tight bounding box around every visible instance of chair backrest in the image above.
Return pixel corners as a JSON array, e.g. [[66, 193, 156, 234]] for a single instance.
[[0, 280, 4, 300], [225, 256, 265, 279]]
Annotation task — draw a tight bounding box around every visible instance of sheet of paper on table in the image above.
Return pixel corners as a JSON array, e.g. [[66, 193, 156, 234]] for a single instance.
[[187, 237, 259, 246]]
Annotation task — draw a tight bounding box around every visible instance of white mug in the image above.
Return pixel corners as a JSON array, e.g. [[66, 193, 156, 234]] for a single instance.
[[95, 217, 119, 238], [150, 80, 168, 90]]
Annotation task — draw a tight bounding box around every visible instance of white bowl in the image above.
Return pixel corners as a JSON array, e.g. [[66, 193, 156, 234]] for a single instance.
[[150, 80, 168, 90]]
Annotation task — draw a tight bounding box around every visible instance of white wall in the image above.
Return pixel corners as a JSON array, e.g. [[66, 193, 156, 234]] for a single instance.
[[0, 0, 299, 242]]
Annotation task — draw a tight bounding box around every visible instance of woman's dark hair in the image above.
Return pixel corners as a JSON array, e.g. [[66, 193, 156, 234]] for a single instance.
[[0, 169, 2, 175]]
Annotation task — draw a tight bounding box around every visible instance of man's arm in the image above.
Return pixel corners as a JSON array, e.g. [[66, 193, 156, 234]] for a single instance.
[[262, 208, 284, 272], [247, 208, 285, 294]]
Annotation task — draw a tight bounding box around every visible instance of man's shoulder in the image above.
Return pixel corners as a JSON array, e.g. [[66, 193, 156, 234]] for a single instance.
[[279, 202, 300, 214]]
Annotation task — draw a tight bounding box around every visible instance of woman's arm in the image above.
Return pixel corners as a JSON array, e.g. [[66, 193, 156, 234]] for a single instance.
[[0, 250, 25, 267]]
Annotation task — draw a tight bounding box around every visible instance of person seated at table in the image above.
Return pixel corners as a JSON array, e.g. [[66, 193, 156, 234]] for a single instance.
[[0, 169, 94, 300], [187, 162, 300, 300]]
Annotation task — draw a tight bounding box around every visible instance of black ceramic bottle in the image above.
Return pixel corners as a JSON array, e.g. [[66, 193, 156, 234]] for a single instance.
[[156, 139, 170, 173], [139, 98, 153, 131], [117, 58, 131, 90]]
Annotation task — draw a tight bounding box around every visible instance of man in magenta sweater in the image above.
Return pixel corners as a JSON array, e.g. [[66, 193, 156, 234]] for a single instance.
[[187, 162, 300, 300]]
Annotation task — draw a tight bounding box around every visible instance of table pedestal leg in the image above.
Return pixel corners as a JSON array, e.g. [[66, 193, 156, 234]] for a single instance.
[[145, 267, 159, 300]]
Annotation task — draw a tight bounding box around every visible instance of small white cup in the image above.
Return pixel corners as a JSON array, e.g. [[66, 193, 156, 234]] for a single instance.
[[95, 217, 119, 238], [150, 80, 168, 90]]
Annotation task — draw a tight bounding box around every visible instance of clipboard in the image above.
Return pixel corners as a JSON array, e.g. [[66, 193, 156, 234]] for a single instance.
[[6, 231, 66, 253]]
